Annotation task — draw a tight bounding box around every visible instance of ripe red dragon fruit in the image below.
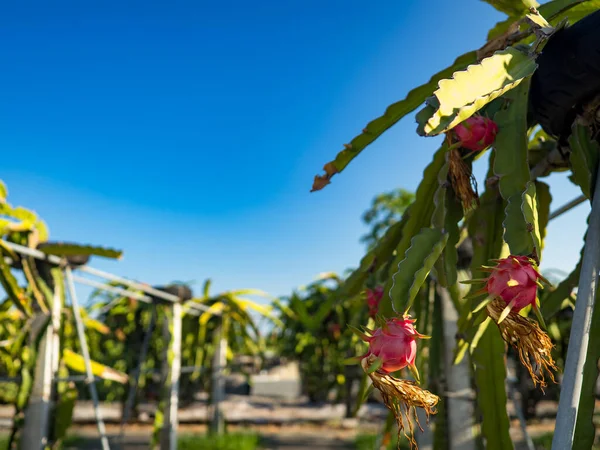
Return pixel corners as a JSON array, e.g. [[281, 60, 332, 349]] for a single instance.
[[366, 286, 384, 317], [453, 115, 498, 152], [485, 255, 544, 313], [361, 316, 427, 374], [463, 255, 556, 387], [350, 315, 439, 446]]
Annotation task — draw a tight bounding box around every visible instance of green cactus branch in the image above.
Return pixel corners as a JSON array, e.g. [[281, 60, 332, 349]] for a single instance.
[[309, 51, 477, 192]]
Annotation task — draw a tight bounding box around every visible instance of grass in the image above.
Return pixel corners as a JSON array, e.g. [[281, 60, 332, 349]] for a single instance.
[[355, 433, 409, 450], [1, 432, 261, 450], [531, 432, 600, 449], [178, 432, 260, 450]]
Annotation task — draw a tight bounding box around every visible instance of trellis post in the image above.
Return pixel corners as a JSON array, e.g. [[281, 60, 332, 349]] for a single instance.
[[20, 276, 63, 449], [552, 163, 600, 449], [210, 322, 227, 434], [439, 287, 476, 450], [65, 267, 110, 450], [160, 301, 183, 450]]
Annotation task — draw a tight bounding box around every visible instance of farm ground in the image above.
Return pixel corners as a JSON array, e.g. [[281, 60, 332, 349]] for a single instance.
[[0, 396, 592, 449]]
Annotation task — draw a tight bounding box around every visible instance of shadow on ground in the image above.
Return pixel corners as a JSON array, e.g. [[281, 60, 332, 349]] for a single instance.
[[62, 434, 356, 450]]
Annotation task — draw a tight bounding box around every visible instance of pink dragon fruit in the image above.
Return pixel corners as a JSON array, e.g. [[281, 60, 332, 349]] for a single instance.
[[361, 316, 426, 374], [485, 255, 543, 312], [366, 286, 384, 318], [453, 115, 498, 152]]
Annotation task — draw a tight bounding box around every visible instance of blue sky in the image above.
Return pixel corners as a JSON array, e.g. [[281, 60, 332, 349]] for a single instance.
[[0, 0, 589, 303]]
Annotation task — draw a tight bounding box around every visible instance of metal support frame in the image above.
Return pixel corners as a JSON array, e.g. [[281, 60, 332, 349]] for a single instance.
[[20, 277, 63, 450], [438, 287, 476, 450], [548, 194, 587, 221], [552, 167, 600, 449], [65, 267, 111, 450], [169, 302, 183, 449], [210, 323, 227, 434], [0, 240, 212, 314], [159, 301, 183, 450], [0, 239, 220, 450]]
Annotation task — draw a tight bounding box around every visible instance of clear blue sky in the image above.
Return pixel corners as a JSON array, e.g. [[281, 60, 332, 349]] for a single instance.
[[0, 0, 589, 302]]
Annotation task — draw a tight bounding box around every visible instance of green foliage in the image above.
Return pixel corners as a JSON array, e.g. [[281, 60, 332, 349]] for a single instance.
[[361, 188, 414, 250], [310, 51, 477, 191], [274, 274, 356, 403], [569, 121, 600, 199], [341, 211, 408, 299], [552, 0, 600, 26], [533, 431, 600, 449], [493, 81, 536, 256], [472, 325, 514, 450], [388, 228, 448, 314], [0, 250, 32, 317], [431, 158, 464, 287], [379, 144, 448, 317], [535, 180, 552, 255], [38, 242, 122, 260], [174, 433, 261, 450], [51, 364, 78, 449], [463, 167, 513, 449], [63, 349, 129, 384], [0, 182, 7, 203], [481, 0, 538, 16], [521, 181, 542, 256], [420, 48, 537, 136], [354, 433, 410, 450], [573, 285, 600, 448]]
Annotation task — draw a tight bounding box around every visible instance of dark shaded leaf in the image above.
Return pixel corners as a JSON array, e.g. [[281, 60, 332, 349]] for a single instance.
[[569, 121, 600, 199], [388, 228, 448, 314], [38, 242, 123, 260], [493, 81, 535, 256]]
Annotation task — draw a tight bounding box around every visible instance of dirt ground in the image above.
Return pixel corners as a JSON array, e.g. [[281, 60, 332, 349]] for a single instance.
[[61, 423, 365, 449], [61, 420, 559, 449]]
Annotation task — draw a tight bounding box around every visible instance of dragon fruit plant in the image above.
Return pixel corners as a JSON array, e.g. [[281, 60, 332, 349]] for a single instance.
[[349, 315, 439, 448], [312, 2, 600, 449]]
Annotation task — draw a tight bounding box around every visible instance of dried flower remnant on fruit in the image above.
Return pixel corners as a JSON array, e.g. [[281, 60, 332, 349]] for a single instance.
[[487, 298, 557, 387], [361, 357, 439, 450], [485, 255, 543, 312], [453, 116, 499, 152], [351, 316, 437, 450], [463, 255, 557, 386], [448, 148, 479, 211], [366, 286, 384, 318]]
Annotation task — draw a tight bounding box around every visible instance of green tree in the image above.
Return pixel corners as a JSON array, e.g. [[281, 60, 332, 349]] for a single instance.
[[360, 188, 414, 250]]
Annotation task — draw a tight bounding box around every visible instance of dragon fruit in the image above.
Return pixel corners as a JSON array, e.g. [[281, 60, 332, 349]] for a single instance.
[[366, 286, 384, 318], [485, 255, 543, 312], [453, 115, 498, 152], [361, 316, 426, 374]]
